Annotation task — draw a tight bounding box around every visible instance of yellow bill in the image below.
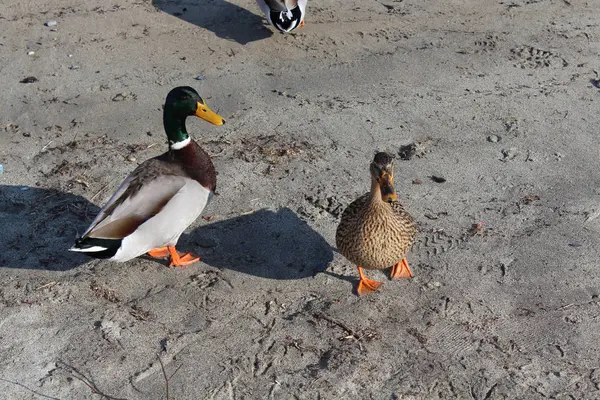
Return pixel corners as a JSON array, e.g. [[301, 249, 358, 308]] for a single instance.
[[380, 172, 397, 202], [195, 102, 225, 126]]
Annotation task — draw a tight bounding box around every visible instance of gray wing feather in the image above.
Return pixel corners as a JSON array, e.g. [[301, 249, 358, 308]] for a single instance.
[[263, 0, 290, 12], [83, 171, 186, 239]]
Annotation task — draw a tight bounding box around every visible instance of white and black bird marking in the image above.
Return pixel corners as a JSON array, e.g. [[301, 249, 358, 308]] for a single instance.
[[256, 0, 307, 33]]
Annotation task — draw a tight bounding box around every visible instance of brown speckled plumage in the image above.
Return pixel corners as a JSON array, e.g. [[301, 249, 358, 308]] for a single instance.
[[336, 154, 417, 272]]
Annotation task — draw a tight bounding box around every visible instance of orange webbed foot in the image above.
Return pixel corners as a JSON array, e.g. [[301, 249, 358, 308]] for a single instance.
[[390, 258, 413, 279], [357, 266, 382, 296], [167, 246, 200, 268], [147, 247, 170, 258], [299, 20, 305, 28], [148, 246, 200, 267]]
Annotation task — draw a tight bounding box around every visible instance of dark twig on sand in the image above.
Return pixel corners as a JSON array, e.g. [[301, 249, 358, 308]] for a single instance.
[[157, 355, 182, 400], [157, 356, 169, 400], [57, 361, 128, 400], [313, 312, 360, 340], [0, 377, 61, 400]]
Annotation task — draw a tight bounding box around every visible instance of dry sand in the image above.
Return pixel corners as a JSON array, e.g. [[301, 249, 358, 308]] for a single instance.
[[1, 0, 600, 398]]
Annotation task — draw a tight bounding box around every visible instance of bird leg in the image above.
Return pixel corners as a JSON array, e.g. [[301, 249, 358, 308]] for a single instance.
[[357, 266, 382, 296], [299, 20, 305, 28], [390, 258, 413, 279], [148, 246, 200, 267], [147, 247, 170, 258]]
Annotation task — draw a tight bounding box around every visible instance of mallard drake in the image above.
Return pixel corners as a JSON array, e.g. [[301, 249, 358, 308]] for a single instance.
[[70, 86, 225, 267], [256, 0, 307, 33], [336, 152, 417, 295]]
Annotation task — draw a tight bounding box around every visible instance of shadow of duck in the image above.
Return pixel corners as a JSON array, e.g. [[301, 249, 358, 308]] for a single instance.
[[152, 0, 273, 45], [0, 185, 100, 271], [0, 186, 333, 279], [183, 208, 333, 280]]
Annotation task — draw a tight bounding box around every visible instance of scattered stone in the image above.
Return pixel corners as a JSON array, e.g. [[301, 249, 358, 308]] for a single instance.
[[412, 179, 422, 184], [487, 135, 500, 143], [27, 51, 35, 56], [126, 155, 137, 162], [69, 65, 79, 70], [45, 20, 58, 27], [20, 76, 38, 84], [305, 193, 345, 217], [469, 222, 484, 234], [520, 194, 540, 204], [501, 147, 519, 161], [568, 242, 582, 247], [398, 139, 436, 160], [112, 92, 129, 101], [398, 143, 417, 160], [22, 132, 31, 137], [190, 271, 220, 289], [430, 175, 446, 183], [195, 75, 206, 80], [160, 338, 169, 352]]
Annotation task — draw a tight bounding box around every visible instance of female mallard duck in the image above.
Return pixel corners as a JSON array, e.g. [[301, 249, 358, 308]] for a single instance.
[[70, 86, 225, 267], [336, 152, 417, 295], [256, 0, 307, 33]]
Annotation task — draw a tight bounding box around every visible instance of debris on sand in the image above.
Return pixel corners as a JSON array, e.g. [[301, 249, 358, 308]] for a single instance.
[[20, 76, 38, 84], [469, 221, 484, 234]]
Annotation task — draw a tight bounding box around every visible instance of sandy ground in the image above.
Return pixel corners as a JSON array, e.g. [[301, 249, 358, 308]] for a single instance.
[[1, 0, 600, 398]]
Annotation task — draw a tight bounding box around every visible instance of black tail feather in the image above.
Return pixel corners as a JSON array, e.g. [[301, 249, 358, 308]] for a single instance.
[[71, 237, 122, 259]]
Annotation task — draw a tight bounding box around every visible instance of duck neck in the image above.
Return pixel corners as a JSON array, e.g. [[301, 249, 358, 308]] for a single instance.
[[164, 109, 190, 150], [369, 178, 383, 204]]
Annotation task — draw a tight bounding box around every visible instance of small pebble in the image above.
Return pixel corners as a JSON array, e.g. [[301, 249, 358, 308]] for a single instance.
[[68, 54, 73, 58], [569, 242, 582, 247], [195, 75, 206, 80], [45, 20, 57, 27], [502, 147, 519, 160], [27, 51, 35, 56], [412, 179, 422, 184], [160, 338, 169, 352], [126, 155, 137, 162], [430, 175, 446, 183], [112, 93, 129, 101], [69, 65, 79, 70], [487, 135, 500, 143]]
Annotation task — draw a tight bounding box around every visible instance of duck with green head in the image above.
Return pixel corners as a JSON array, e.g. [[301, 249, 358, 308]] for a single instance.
[[70, 86, 225, 267]]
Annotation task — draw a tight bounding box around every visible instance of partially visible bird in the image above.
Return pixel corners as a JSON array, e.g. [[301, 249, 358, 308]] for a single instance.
[[70, 86, 225, 267], [256, 0, 307, 33], [336, 152, 417, 295]]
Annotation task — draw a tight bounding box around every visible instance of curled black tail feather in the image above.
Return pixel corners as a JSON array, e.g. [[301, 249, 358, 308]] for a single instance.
[[71, 237, 122, 259], [270, 6, 302, 32]]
